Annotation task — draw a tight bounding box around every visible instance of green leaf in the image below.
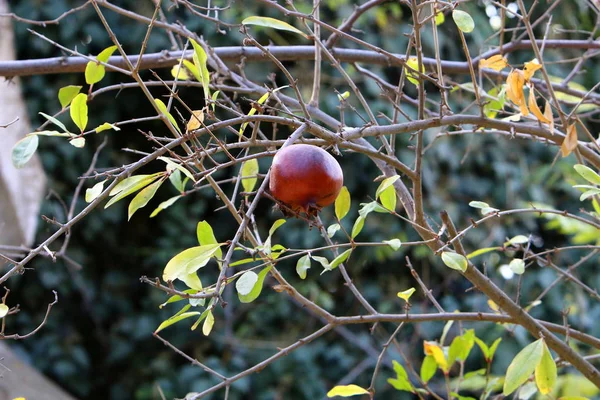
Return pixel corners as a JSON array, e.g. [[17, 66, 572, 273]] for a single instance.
[[503, 338, 545, 395], [535, 341, 556, 394], [474, 337, 490, 360], [337, 91, 350, 101], [268, 219, 286, 237], [441, 252, 468, 272], [505, 235, 530, 246], [435, 11, 445, 26], [397, 287, 415, 302], [69, 137, 85, 148], [242, 16, 309, 39], [0, 304, 9, 318], [85, 45, 117, 85], [448, 329, 475, 365], [453, 10, 475, 33], [327, 223, 341, 238], [85, 180, 106, 203], [326, 384, 369, 397], [128, 178, 164, 220], [388, 360, 415, 392], [509, 258, 525, 275], [420, 355, 437, 383], [95, 122, 120, 133], [39, 112, 69, 132], [150, 196, 182, 218], [163, 244, 222, 282], [11, 135, 39, 169], [236, 271, 258, 296], [241, 159, 259, 193], [70, 93, 88, 133], [189, 39, 211, 99], [296, 255, 311, 279], [58, 85, 82, 108], [484, 86, 506, 119], [574, 164, 600, 185], [29, 130, 71, 137], [155, 311, 202, 333], [335, 186, 351, 220], [327, 249, 352, 271], [580, 188, 600, 201], [351, 215, 366, 239], [488, 338, 502, 361], [180, 271, 203, 291], [238, 265, 272, 303], [376, 176, 400, 198], [384, 239, 402, 250], [311, 255, 330, 270], [202, 310, 214, 336], [154, 98, 181, 134], [106, 173, 162, 208], [379, 185, 397, 211], [158, 157, 196, 183]]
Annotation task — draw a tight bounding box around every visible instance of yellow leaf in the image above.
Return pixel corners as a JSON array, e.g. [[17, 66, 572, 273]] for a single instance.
[[397, 287, 416, 302], [423, 341, 448, 372], [506, 69, 528, 116], [544, 101, 554, 134], [561, 124, 578, 157], [171, 64, 191, 80], [326, 384, 369, 397], [405, 57, 424, 87], [523, 59, 542, 82], [187, 110, 205, 131], [528, 87, 551, 123], [488, 299, 500, 312], [535, 341, 557, 394], [480, 54, 509, 71]]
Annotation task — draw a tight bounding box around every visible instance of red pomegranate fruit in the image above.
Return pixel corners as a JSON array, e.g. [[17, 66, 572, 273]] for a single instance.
[[269, 144, 343, 216]]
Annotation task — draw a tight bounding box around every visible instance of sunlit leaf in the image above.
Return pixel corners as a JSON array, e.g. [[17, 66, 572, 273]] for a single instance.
[[85, 180, 106, 203], [388, 360, 415, 392], [236, 271, 258, 296], [335, 186, 351, 220], [327, 223, 341, 238], [405, 57, 424, 86], [435, 11, 445, 26], [351, 215, 366, 239], [296, 255, 311, 279], [326, 249, 352, 271], [523, 59, 542, 82], [424, 341, 448, 372], [337, 91, 350, 101], [39, 112, 69, 132], [154, 98, 181, 134], [420, 355, 437, 383], [528, 88, 551, 123], [95, 122, 120, 133], [544, 101, 554, 134], [202, 310, 214, 336], [509, 258, 525, 275], [238, 265, 272, 303], [241, 159, 259, 193], [484, 86, 506, 119], [561, 124, 578, 157], [239, 91, 270, 137], [70, 93, 88, 133], [0, 304, 9, 318], [397, 287, 416, 302], [503, 338, 544, 395], [441, 252, 468, 272], [163, 244, 222, 282], [384, 238, 402, 250], [506, 69, 528, 116], [69, 137, 85, 148], [535, 341, 557, 394], [574, 164, 600, 185], [11, 135, 39, 169], [326, 384, 369, 397], [128, 178, 164, 220], [505, 235, 530, 246], [190, 39, 211, 99], [480, 55, 508, 71], [242, 16, 309, 39], [171, 63, 191, 80], [155, 310, 201, 333], [58, 85, 82, 109], [452, 10, 475, 33], [159, 157, 196, 183]]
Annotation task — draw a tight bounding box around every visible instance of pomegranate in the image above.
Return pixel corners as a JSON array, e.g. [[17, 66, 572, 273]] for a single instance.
[[269, 144, 343, 216]]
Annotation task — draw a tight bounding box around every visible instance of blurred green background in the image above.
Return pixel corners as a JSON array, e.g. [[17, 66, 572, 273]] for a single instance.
[[6, 0, 600, 399]]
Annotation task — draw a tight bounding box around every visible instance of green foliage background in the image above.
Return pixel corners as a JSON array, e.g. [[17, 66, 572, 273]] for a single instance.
[[6, 0, 600, 399]]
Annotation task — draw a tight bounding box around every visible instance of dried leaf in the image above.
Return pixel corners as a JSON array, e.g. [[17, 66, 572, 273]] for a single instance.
[[506, 69, 529, 116], [187, 110, 205, 131], [544, 101, 554, 134], [528, 87, 551, 123], [480, 54, 509, 71], [523, 59, 542, 82], [561, 124, 578, 157]]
